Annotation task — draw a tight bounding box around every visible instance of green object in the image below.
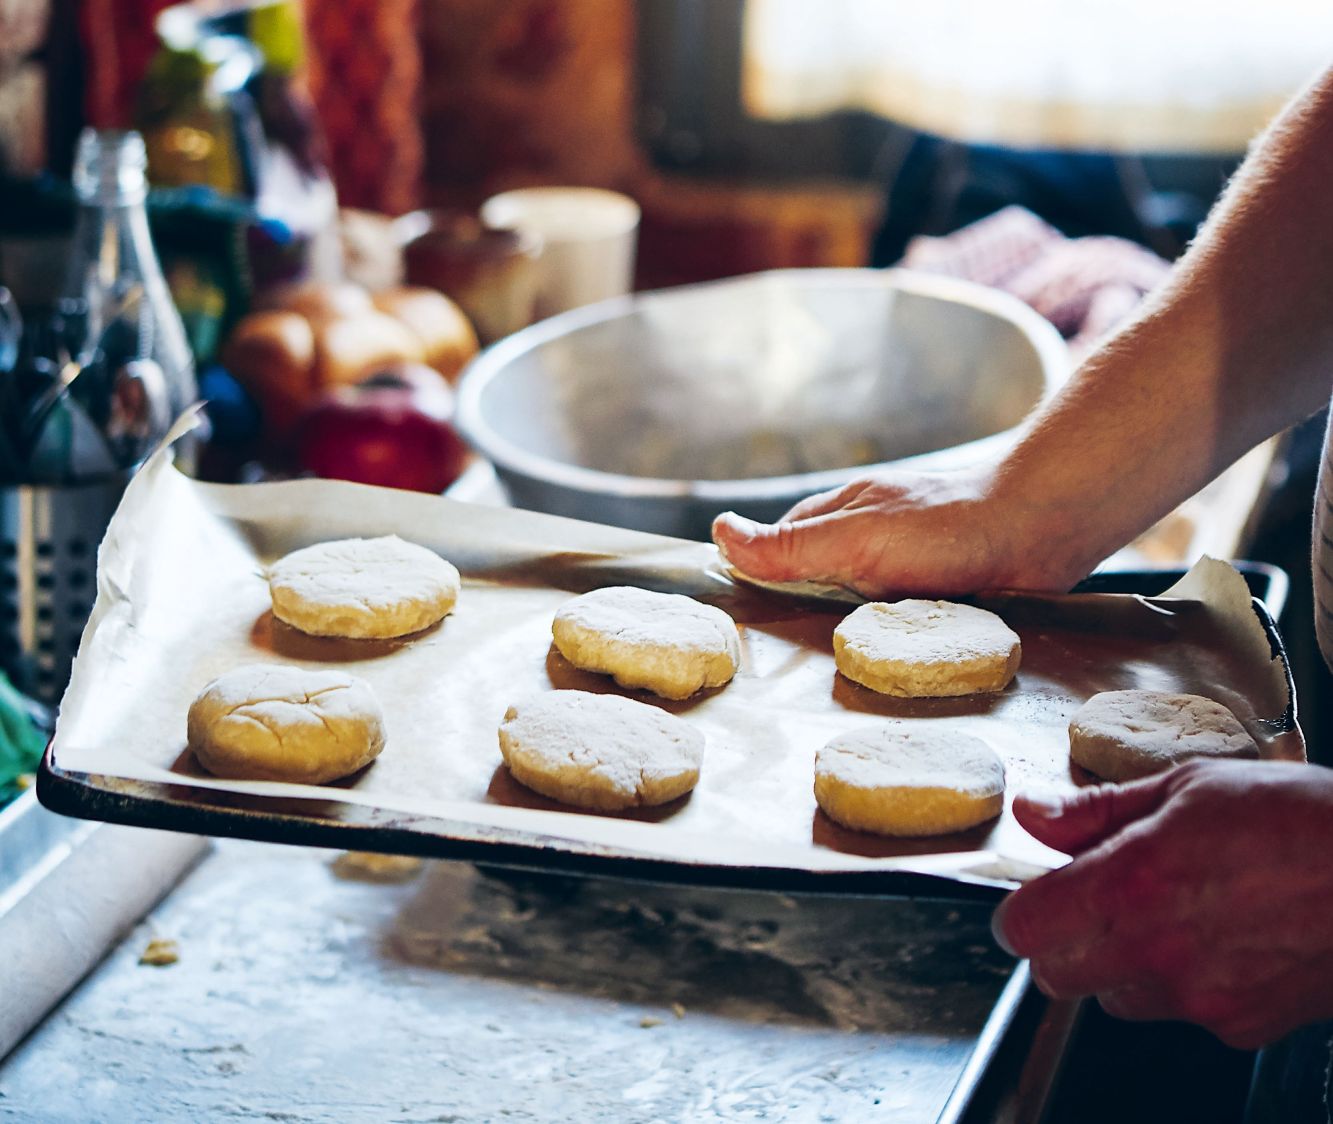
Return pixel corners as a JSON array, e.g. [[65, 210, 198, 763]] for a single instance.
[[247, 1, 306, 75], [0, 672, 48, 807]]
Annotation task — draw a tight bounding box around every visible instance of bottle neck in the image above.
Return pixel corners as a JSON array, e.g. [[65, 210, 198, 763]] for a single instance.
[[66, 193, 165, 298], [65, 129, 162, 298], [71, 128, 149, 207]]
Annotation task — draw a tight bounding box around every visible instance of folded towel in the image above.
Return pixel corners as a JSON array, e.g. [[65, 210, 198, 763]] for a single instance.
[[900, 206, 1171, 357]]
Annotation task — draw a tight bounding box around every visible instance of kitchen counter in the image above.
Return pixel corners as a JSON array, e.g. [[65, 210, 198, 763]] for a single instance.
[[0, 838, 1018, 1123]]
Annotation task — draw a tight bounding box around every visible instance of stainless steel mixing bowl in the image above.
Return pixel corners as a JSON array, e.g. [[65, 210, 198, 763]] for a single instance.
[[455, 268, 1069, 539]]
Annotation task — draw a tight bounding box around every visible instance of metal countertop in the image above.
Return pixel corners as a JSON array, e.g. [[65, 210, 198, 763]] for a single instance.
[[0, 838, 1017, 1123]]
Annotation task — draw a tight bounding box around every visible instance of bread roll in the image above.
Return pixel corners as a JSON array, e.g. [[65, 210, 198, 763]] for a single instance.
[[219, 310, 316, 434], [257, 280, 374, 322], [372, 286, 479, 382], [312, 310, 426, 387]]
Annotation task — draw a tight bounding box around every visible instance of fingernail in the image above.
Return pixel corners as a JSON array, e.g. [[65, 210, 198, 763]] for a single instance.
[[715, 512, 762, 540]]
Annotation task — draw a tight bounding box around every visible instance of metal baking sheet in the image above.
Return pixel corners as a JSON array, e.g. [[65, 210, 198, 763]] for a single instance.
[[39, 427, 1302, 898]]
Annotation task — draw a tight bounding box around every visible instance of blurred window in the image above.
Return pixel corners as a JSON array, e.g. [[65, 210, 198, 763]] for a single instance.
[[637, 1, 1333, 178], [742, 0, 1333, 152]]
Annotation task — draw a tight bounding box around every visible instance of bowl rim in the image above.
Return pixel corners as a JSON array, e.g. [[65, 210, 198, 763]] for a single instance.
[[454, 267, 1071, 504]]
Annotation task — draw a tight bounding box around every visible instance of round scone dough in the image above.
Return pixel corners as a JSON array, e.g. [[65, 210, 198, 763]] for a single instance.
[[1069, 689, 1259, 782], [188, 664, 386, 785], [833, 599, 1021, 698], [499, 690, 705, 811], [814, 726, 1006, 836], [552, 586, 740, 700], [268, 535, 460, 639]]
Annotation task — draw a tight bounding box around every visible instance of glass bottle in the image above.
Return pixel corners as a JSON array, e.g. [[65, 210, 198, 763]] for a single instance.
[[62, 128, 197, 426]]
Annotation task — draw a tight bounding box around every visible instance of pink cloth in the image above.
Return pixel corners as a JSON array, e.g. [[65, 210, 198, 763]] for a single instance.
[[900, 206, 1171, 357]]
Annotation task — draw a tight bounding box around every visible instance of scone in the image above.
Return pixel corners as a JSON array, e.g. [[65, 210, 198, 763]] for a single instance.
[[268, 535, 460, 639], [814, 726, 1005, 836], [1069, 689, 1258, 782], [499, 690, 705, 811], [188, 663, 386, 784], [833, 599, 1021, 698], [551, 586, 740, 700]]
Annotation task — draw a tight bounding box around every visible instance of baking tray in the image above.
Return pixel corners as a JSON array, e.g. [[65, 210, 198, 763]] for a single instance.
[[37, 439, 1302, 902], [38, 581, 1295, 906]]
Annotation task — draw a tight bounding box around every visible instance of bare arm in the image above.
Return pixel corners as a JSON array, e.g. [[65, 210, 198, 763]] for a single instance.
[[714, 65, 1333, 594]]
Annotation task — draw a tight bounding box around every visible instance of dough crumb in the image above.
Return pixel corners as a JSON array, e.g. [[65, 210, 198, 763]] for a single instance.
[[331, 852, 424, 883], [671, 1002, 687, 1019], [639, 1016, 664, 1029], [139, 938, 179, 967]]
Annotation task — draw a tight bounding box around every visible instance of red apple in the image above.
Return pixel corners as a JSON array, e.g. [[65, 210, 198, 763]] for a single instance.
[[295, 366, 470, 493]]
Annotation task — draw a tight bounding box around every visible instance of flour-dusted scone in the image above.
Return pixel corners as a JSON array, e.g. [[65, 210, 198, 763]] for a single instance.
[[268, 535, 460, 639], [814, 726, 1005, 836], [1069, 689, 1258, 782], [833, 599, 1021, 698], [188, 664, 386, 784], [499, 690, 705, 811], [551, 586, 740, 700]]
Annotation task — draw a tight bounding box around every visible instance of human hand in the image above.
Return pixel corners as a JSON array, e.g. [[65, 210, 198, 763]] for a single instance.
[[994, 759, 1333, 1049], [710, 470, 1083, 599]]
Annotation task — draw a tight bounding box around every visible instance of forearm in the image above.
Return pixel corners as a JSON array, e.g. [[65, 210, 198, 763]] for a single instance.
[[988, 66, 1333, 585]]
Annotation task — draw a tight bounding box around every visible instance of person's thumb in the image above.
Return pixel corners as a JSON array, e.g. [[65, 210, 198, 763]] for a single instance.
[[1014, 773, 1172, 855], [712, 511, 851, 585]]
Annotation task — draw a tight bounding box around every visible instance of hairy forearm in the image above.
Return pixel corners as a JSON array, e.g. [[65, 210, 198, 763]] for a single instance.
[[989, 66, 1333, 584]]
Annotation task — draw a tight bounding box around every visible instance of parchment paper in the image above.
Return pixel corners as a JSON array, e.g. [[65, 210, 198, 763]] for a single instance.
[[50, 425, 1303, 887]]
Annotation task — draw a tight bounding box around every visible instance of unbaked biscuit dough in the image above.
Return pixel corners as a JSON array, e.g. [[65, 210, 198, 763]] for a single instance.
[[268, 535, 460, 639], [499, 690, 705, 811], [552, 586, 741, 700], [833, 599, 1021, 698], [1068, 689, 1258, 782], [814, 726, 1005, 836], [188, 663, 386, 784]]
